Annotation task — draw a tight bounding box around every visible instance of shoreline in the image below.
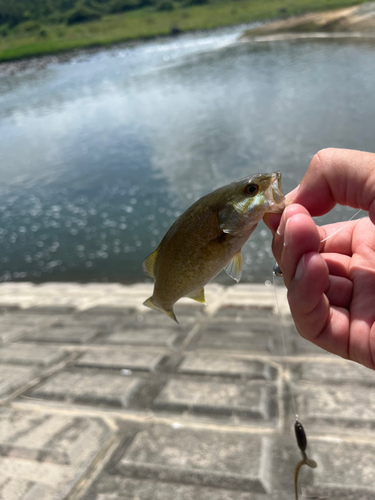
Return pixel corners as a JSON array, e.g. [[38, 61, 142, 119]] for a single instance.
[[242, 2, 375, 38], [0, 24, 245, 75], [246, 31, 375, 42]]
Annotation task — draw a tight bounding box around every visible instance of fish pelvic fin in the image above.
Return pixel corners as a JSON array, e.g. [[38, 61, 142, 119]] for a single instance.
[[224, 251, 243, 282], [142, 248, 159, 278], [186, 287, 206, 304], [143, 296, 178, 323]]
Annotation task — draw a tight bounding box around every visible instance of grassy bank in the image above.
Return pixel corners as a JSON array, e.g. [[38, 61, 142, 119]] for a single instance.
[[0, 0, 369, 62]]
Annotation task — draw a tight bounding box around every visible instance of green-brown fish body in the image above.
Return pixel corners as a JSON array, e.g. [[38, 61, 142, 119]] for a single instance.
[[143, 172, 285, 322]]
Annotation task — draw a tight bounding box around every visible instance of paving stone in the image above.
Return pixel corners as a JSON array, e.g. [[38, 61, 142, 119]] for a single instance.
[[0, 344, 66, 366], [214, 307, 275, 321], [153, 379, 272, 418], [0, 408, 111, 500], [190, 309, 288, 355], [75, 348, 164, 371], [307, 439, 375, 494], [0, 314, 56, 327], [22, 326, 101, 344], [0, 313, 72, 343], [85, 475, 264, 500], [30, 371, 142, 407], [0, 364, 39, 398], [293, 333, 333, 355], [178, 355, 273, 379], [298, 360, 375, 385], [118, 425, 272, 493], [190, 324, 285, 354], [51, 316, 116, 327], [105, 329, 179, 347], [0, 478, 55, 500], [0, 325, 32, 344], [296, 383, 375, 426], [0, 304, 20, 312], [77, 306, 136, 316], [125, 311, 197, 328], [22, 306, 76, 314]]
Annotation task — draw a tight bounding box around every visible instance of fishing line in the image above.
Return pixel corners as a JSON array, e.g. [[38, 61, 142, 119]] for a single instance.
[[270, 207, 364, 499], [320, 209, 362, 243], [272, 271, 298, 419], [272, 271, 317, 500]]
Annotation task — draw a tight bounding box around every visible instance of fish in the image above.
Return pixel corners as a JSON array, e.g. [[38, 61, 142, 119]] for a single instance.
[[142, 172, 285, 322]]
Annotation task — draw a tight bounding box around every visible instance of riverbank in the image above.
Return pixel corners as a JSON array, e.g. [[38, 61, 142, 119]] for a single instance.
[[242, 1, 375, 38], [0, 0, 369, 63]]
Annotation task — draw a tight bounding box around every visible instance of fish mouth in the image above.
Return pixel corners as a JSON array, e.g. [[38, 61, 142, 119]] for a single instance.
[[266, 171, 285, 213]]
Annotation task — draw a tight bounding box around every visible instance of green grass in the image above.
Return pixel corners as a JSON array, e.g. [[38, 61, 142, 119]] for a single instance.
[[0, 0, 369, 62]]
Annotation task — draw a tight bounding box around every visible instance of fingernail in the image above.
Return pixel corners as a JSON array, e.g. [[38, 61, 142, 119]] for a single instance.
[[286, 184, 300, 202], [283, 218, 290, 246], [295, 255, 305, 280], [277, 212, 286, 237]]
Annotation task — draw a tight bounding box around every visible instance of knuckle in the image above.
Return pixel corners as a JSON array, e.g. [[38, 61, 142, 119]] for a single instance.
[[309, 148, 336, 172]]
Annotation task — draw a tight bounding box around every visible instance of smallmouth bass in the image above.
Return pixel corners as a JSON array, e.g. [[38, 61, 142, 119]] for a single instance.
[[143, 172, 285, 322]]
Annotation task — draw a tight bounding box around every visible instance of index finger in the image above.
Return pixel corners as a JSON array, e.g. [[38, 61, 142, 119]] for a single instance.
[[294, 148, 375, 224]]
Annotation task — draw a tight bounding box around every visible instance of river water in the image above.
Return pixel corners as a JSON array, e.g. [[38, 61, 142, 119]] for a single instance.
[[0, 28, 375, 284]]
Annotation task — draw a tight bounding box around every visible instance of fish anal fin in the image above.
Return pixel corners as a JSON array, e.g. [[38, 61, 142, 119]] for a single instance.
[[143, 296, 178, 323], [224, 251, 243, 282], [142, 248, 159, 278], [186, 287, 206, 304]]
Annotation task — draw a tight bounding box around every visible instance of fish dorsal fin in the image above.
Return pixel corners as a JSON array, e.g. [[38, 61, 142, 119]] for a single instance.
[[224, 251, 243, 282], [186, 287, 206, 304], [142, 248, 159, 278]]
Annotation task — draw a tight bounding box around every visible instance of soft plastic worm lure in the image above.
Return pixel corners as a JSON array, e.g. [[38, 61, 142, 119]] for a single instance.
[[294, 419, 317, 500]]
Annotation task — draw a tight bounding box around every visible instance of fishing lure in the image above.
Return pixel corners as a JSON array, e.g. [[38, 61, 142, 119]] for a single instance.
[[294, 419, 317, 500]]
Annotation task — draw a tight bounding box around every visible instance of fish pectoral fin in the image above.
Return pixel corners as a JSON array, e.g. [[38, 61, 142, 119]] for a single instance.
[[218, 205, 243, 235], [143, 297, 178, 323], [224, 251, 243, 282], [186, 287, 206, 304], [142, 248, 159, 278]]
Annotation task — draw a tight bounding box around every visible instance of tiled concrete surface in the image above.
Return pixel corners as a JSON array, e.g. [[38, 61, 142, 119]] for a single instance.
[[0, 283, 374, 499]]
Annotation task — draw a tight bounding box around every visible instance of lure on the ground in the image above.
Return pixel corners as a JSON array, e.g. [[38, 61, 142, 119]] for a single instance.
[[294, 419, 318, 500], [143, 172, 286, 322]]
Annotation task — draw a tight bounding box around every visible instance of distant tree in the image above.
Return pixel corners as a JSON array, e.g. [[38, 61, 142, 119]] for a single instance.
[[109, 0, 141, 13], [0, 0, 161, 27], [184, 0, 208, 5], [156, 0, 174, 11], [66, 6, 102, 24]]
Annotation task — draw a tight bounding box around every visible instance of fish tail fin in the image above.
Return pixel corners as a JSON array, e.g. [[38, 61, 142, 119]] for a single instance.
[[143, 297, 179, 323], [167, 309, 178, 323]]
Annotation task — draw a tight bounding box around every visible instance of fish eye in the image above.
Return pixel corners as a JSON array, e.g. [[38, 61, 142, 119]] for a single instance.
[[245, 184, 259, 196]]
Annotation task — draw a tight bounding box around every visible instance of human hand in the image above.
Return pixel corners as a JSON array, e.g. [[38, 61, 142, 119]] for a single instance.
[[263, 148, 375, 369]]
